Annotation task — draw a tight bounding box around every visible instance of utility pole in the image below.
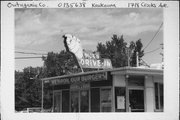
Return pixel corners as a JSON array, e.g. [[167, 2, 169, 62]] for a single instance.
[[127, 43, 130, 67], [127, 49, 130, 67], [136, 52, 139, 67]]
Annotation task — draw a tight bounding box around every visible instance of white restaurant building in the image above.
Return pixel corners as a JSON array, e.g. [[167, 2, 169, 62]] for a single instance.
[[42, 67, 163, 112]]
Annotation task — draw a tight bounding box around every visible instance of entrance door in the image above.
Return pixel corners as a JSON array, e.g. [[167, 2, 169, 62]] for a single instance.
[[71, 91, 79, 112], [71, 90, 89, 112], [53, 92, 62, 112], [129, 90, 144, 112], [80, 90, 89, 112]]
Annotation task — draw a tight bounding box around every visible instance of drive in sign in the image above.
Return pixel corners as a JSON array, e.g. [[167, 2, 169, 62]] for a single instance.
[[79, 58, 112, 69], [63, 34, 112, 69]]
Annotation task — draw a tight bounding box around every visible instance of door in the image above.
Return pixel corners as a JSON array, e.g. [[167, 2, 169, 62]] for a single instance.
[[129, 90, 144, 112], [80, 90, 89, 112], [53, 92, 62, 112], [101, 88, 112, 112], [71, 91, 79, 112], [91, 88, 100, 112], [71, 90, 90, 112], [62, 90, 70, 112]]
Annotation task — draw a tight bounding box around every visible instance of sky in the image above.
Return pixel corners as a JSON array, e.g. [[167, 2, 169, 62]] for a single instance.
[[15, 8, 163, 71]]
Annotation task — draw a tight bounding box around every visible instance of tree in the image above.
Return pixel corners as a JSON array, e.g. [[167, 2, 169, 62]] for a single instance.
[[15, 67, 41, 110], [15, 70, 26, 111], [129, 39, 144, 67], [15, 67, 48, 111], [97, 35, 127, 67], [97, 34, 144, 68], [42, 50, 81, 77]]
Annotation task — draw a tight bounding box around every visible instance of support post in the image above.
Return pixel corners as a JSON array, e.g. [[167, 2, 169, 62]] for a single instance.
[[136, 52, 139, 67], [127, 48, 130, 67], [126, 44, 130, 67], [74, 56, 84, 73], [41, 80, 44, 112]]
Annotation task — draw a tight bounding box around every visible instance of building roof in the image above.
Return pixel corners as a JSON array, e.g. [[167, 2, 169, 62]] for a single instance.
[[41, 67, 163, 82]]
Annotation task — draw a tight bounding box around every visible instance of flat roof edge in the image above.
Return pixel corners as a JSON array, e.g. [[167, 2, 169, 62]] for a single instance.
[[41, 67, 163, 81]]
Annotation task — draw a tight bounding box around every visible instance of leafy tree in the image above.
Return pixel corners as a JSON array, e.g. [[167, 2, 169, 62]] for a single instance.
[[97, 34, 144, 68], [15, 70, 26, 111], [15, 67, 51, 111], [42, 50, 81, 77], [42, 50, 97, 77], [97, 35, 127, 67], [129, 39, 144, 67]]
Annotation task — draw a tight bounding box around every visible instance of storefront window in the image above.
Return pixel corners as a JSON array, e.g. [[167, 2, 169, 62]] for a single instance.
[[80, 90, 89, 112], [129, 90, 144, 112], [115, 87, 126, 112], [160, 84, 163, 109], [71, 91, 79, 112], [101, 88, 112, 112], [62, 90, 69, 112], [155, 83, 163, 111], [91, 88, 100, 112], [53, 92, 61, 112]]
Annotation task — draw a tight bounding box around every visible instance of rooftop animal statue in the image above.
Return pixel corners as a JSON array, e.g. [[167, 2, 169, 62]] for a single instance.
[[63, 34, 99, 60], [63, 34, 112, 70], [63, 34, 83, 60]]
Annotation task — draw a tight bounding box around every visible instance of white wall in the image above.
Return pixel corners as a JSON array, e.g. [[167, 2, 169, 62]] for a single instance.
[[113, 75, 126, 87], [113, 74, 163, 112], [145, 76, 154, 112]]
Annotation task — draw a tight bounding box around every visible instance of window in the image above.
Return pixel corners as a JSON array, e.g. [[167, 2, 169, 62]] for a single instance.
[[101, 88, 112, 112], [129, 90, 144, 112], [91, 88, 100, 112], [115, 87, 126, 112], [62, 90, 70, 112], [155, 83, 163, 111], [80, 90, 89, 112]]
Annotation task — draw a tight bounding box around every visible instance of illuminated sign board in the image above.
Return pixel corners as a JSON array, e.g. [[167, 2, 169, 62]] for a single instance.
[[51, 72, 109, 85]]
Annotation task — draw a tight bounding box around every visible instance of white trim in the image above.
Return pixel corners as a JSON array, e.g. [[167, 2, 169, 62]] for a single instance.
[[41, 67, 163, 81]]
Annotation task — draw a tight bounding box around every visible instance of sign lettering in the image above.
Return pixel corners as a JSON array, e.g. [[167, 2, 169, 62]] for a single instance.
[[51, 72, 108, 85], [79, 58, 112, 69]]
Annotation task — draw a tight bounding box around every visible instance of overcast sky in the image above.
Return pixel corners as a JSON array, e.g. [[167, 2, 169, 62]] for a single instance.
[[15, 8, 163, 71]]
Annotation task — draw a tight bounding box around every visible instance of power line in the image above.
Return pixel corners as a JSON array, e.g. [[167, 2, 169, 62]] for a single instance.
[[142, 22, 163, 51], [140, 59, 150, 67], [15, 51, 47, 55], [144, 47, 161, 55], [15, 47, 50, 53], [15, 56, 44, 59]]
